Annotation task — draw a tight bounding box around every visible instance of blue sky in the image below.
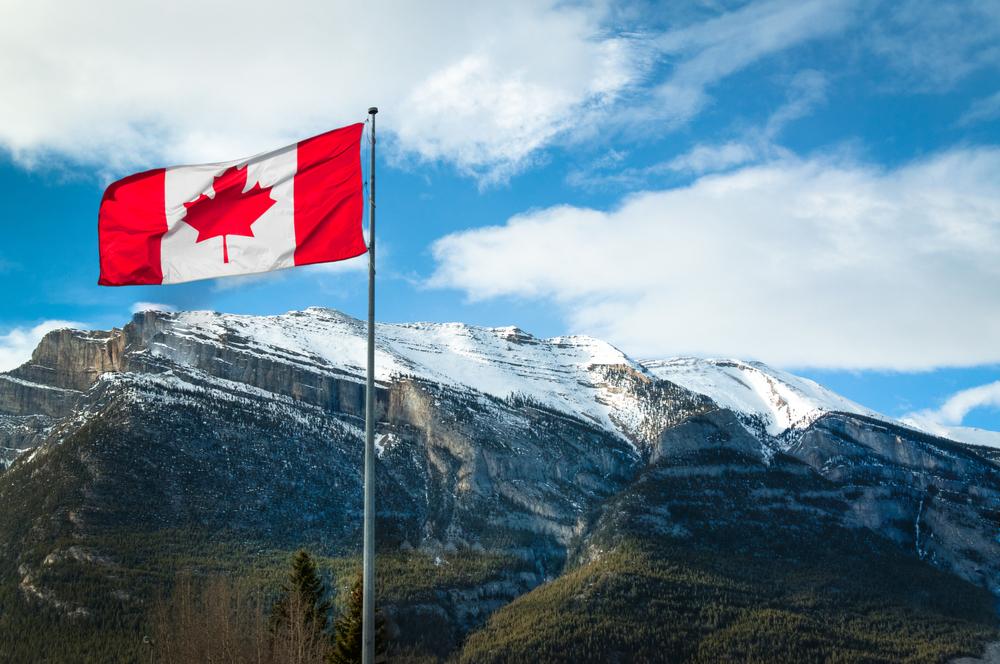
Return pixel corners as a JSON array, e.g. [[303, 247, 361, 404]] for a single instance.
[[1, 0, 999, 433]]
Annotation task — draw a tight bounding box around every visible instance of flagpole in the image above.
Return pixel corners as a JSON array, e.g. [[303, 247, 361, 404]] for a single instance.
[[362, 106, 378, 664]]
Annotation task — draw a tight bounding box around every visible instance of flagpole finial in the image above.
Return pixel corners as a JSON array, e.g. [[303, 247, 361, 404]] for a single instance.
[[368, 106, 378, 115]]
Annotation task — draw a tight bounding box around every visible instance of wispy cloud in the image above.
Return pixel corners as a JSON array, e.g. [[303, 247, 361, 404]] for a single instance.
[[667, 142, 759, 175], [395, 37, 645, 186], [869, 0, 1000, 91], [761, 70, 828, 139], [902, 381, 1000, 442], [431, 146, 1000, 370], [0, 320, 85, 372], [568, 69, 828, 189], [958, 90, 1000, 127], [647, 0, 854, 126], [907, 381, 1000, 427]]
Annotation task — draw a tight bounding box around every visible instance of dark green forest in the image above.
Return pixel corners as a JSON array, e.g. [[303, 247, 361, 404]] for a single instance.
[[458, 535, 998, 663], [0, 524, 996, 663]]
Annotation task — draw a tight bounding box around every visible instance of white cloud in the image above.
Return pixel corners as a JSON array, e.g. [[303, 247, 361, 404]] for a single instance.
[[567, 69, 827, 188], [959, 91, 1000, 126], [666, 142, 758, 174], [902, 381, 1000, 443], [0, 0, 866, 185], [662, 69, 827, 175], [430, 147, 1000, 370], [0, 321, 85, 372], [761, 70, 828, 139], [0, 0, 643, 183], [649, 0, 855, 125], [396, 38, 642, 184], [130, 302, 177, 314], [4, 0, 989, 187], [911, 381, 1000, 426], [869, 0, 1000, 90], [566, 141, 758, 189]]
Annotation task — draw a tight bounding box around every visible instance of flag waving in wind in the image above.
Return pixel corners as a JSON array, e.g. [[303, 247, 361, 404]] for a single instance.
[[98, 123, 367, 286]]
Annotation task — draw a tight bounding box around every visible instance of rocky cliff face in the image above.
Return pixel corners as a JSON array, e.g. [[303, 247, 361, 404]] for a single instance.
[[0, 328, 125, 463], [788, 413, 1000, 593], [1, 308, 999, 654]]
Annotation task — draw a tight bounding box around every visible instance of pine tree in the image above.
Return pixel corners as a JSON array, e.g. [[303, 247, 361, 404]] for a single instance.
[[271, 549, 331, 636], [328, 575, 386, 664]]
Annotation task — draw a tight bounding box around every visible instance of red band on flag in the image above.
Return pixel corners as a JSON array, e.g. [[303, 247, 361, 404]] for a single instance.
[[97, 169, 167, 286], [294, 123, 368, 266]]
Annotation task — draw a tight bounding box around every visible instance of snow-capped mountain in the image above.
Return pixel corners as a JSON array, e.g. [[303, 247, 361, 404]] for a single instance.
[[144, 307, 648, 444], [121, 307, 989, 454], [2, 305, 997, 474], [2, 306, 1000, 654]]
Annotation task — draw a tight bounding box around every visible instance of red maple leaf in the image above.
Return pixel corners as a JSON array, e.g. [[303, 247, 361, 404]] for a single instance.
[[181, 165, 276, 263]]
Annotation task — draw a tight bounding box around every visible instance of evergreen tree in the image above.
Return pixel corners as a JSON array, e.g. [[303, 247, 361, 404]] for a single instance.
[[271, 549, 331, 636], [328, 575, 386, 664]]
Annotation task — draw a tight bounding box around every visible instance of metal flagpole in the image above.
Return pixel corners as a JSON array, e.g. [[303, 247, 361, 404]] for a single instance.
[[362, 106, 378, 664]]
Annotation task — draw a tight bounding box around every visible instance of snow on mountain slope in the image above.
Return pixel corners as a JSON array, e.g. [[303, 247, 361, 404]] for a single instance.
[[151, 308, 650, 444], [129, 308, 1000, 453], [641, 357, 887, 440]]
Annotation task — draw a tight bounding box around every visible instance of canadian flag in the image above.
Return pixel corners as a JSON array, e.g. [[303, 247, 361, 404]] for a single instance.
[[98, 123, 367, 286]]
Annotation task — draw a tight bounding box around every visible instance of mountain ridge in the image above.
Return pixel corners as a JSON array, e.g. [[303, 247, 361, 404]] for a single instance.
[[1, 307, 1000, 661], [4, 306, 992, 463]]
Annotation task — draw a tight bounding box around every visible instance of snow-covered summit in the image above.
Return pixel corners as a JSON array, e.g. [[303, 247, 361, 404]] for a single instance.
[[150, 307, 646, 441], [122, 308, 1000, 451], [641, 357, 885, 439]]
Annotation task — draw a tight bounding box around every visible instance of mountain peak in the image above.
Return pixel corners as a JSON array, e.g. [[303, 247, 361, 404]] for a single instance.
[[6, 308, 997, 456], [642, 356, 886, 441]]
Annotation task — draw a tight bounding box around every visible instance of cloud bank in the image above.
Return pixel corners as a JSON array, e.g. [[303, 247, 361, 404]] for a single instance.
[[430, 148, 1000, 370], [0, 0, 643, 183], [3, 0, 994, 185], [0, 0, 863, 184]]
